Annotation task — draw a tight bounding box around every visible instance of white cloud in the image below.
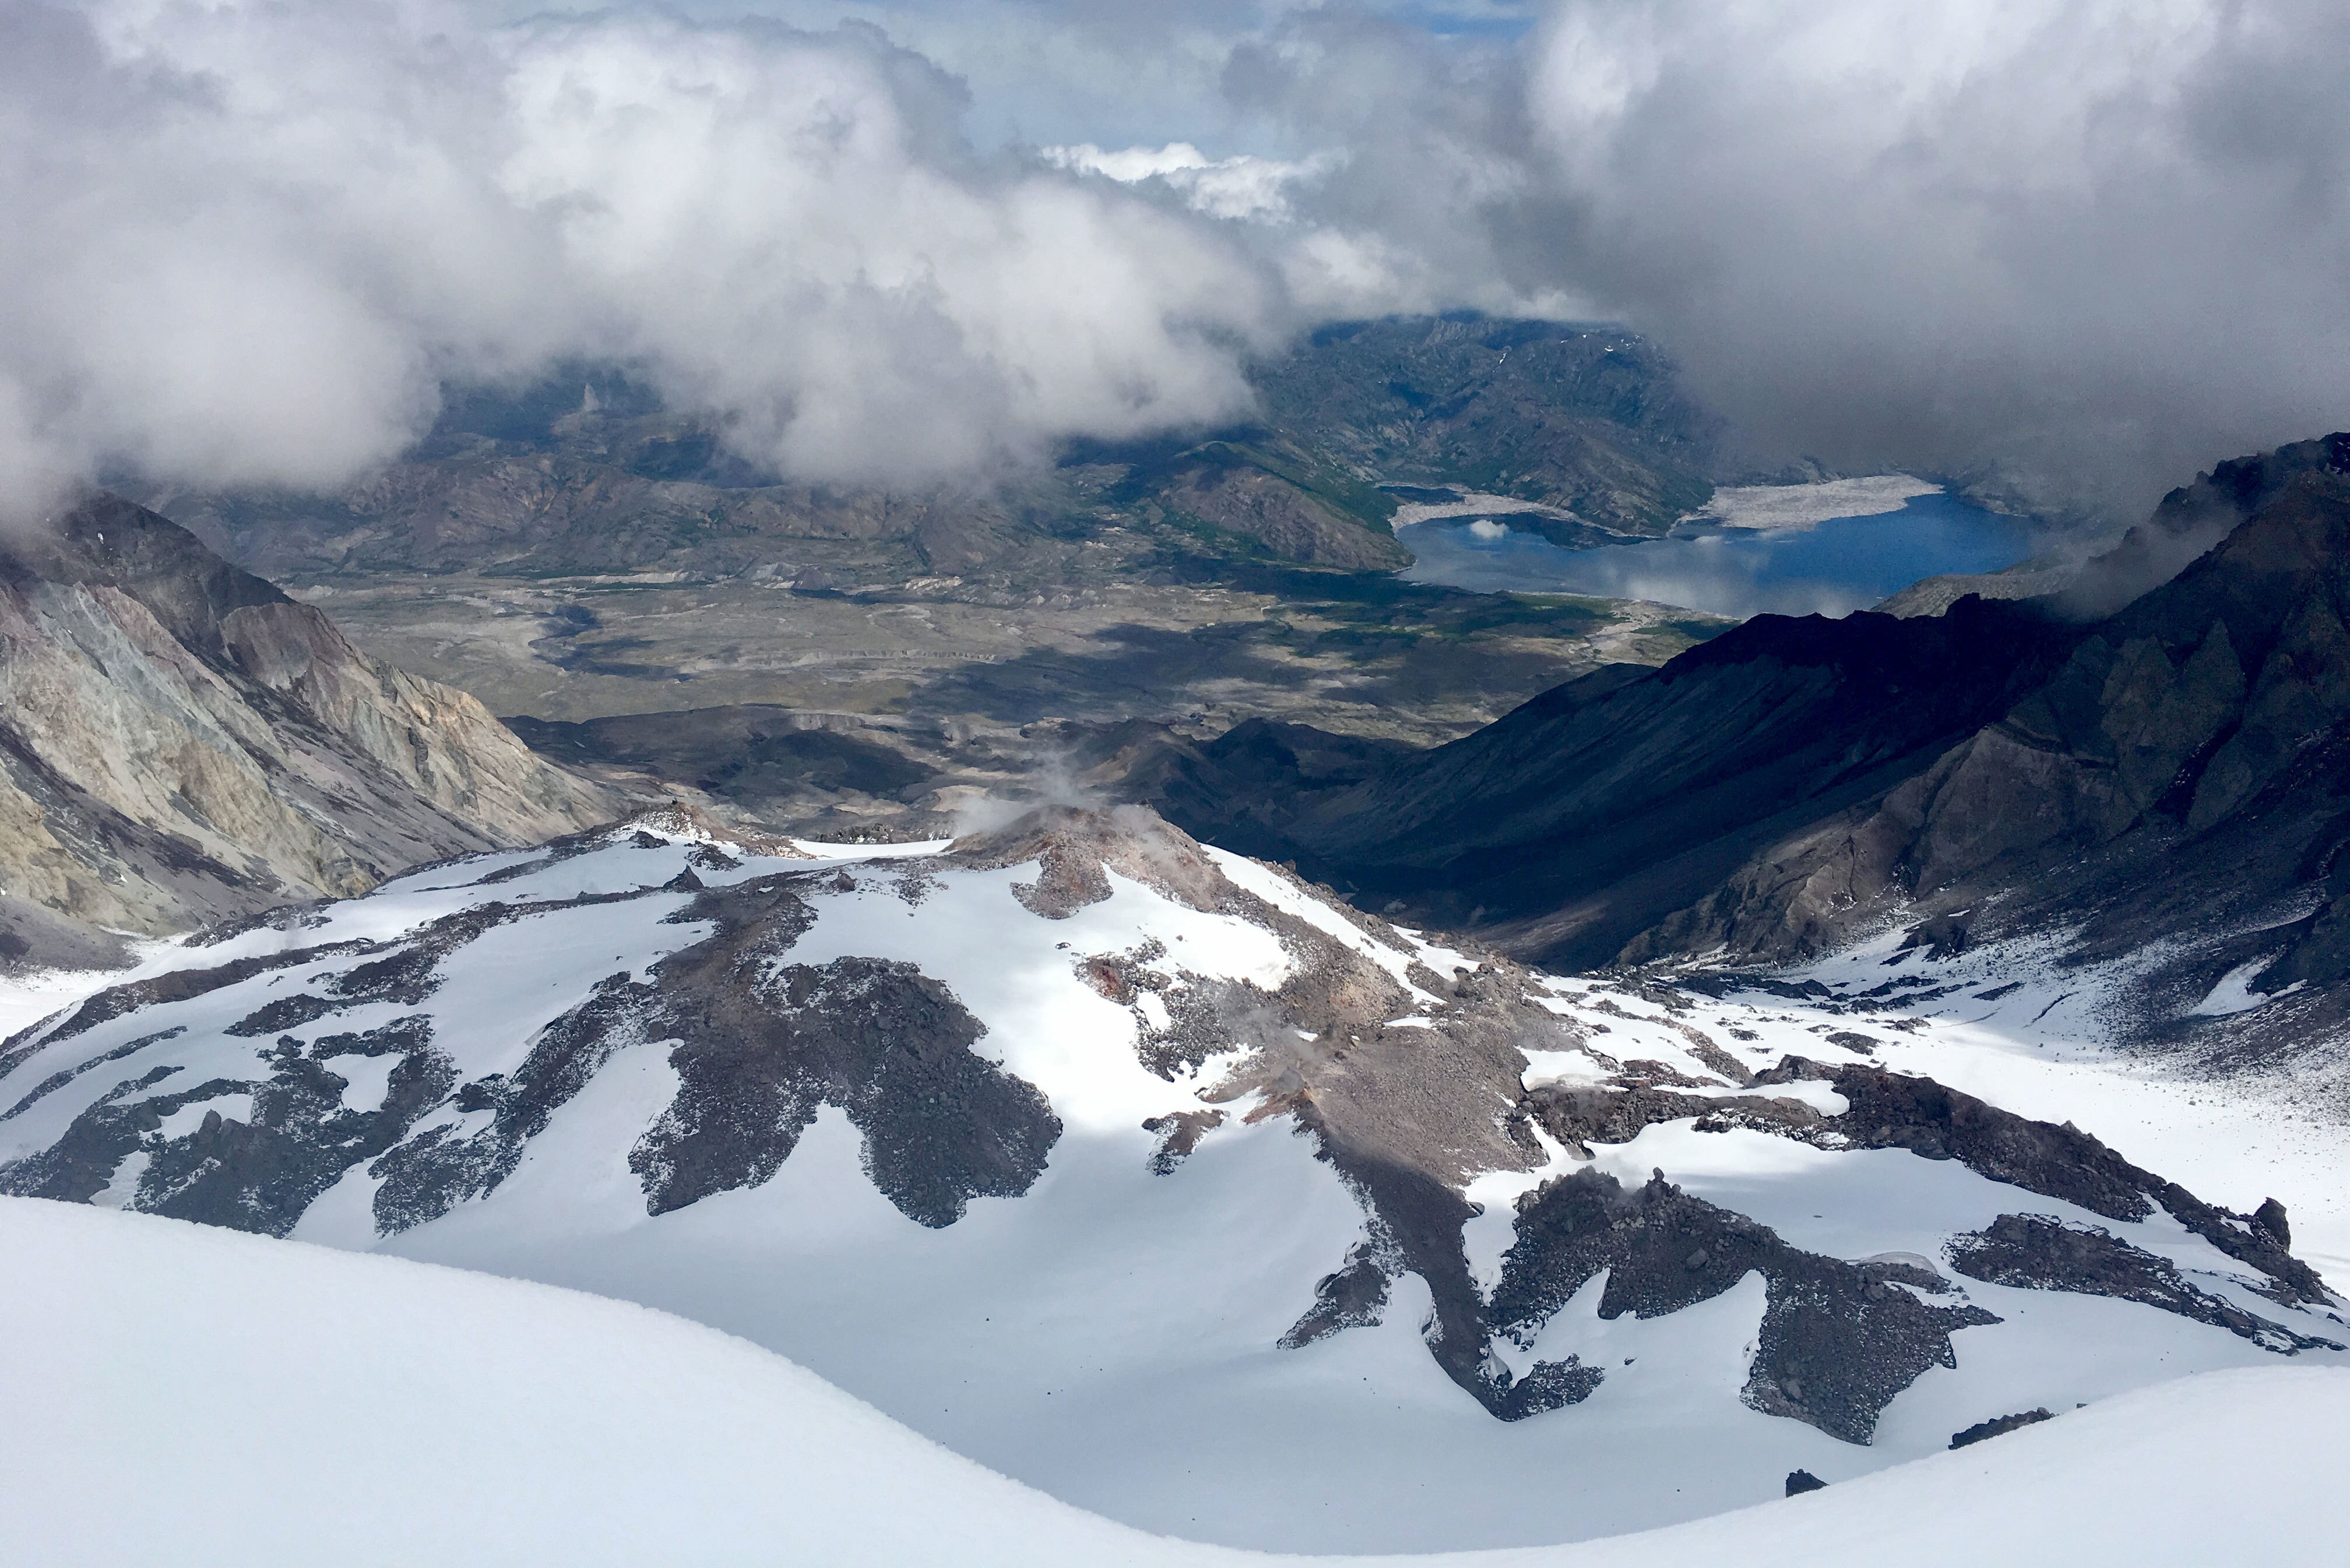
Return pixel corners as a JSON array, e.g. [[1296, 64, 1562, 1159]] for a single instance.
[[7, 0, 2348, 519], [1505, 0, 2350, 510], [495, 20, 1278, 477], [0, 2, 1297, 498], [1018, 0, 2350, 514], [1043, 141, 1338, 220]]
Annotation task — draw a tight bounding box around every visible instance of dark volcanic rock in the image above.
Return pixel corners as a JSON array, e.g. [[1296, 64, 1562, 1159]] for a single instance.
[[1490, 1356, 1609, 1421], [634, 955, 1060, 1227], [1785, 1469, 1827, 1496], [3, 1016, 452, 1235], [625, 874, 1063, 1227], [0, 1063, 194, 1204], [223, 993, 346, 1038], [1947, 1215, 2342, 1352], [1489, 1168, 1998, 1443], [1950, 1408, 2053, 1449], [1142, 1108, 1226, 1173], [373, 973, 654, 1234], [0, 1026, 184, 1125], [1526, 1080, 1824, 1158], [1763, 1059, 2333, 1307], [470, 865, 1064, 1230], [1785, 1060, 2165, 1219], [9, 941, 364, 1056], [142, 1022, 453, 1234], [1279, 1243, 1393, 1348]]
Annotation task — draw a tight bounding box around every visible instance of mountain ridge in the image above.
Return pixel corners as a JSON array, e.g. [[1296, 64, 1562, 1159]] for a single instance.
[[1, 802, 2338, 1549], [1115, 435, 2350, 1083], [0, 494, 617, 964]]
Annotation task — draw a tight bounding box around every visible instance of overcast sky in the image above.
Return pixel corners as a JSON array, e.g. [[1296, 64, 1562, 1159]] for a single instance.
[[3, 0, 2345, 522]]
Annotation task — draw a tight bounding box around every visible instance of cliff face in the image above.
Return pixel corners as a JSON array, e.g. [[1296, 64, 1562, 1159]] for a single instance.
[[1637, 447, 2350, 942], [0, 495, 616, 963]]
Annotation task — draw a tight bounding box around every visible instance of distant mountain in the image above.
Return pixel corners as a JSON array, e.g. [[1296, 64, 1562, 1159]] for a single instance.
[[1247, 315, 1719, 534], [140, 318, 1719, 586], [0, 495, 615, 965], [2, 804, 2337, 1550], [1121, 436, 2350, 1081]]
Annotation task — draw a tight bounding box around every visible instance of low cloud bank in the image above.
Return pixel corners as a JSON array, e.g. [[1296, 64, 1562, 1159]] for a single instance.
[[1508, 0, 2350, 515], [5, 1, 2347, 524], [0, 3, 1313, 512], [1076, 0, 2350, 517]]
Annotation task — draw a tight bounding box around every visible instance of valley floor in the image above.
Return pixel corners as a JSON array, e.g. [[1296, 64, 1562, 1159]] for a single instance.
[[287, 566, 1721, 837]]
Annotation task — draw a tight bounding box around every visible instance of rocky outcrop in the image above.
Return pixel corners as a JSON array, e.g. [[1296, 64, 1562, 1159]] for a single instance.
[[1948, 1409, 2052, 1449], [633, 950, 1062, 1228], [0, 494, 614, 961], [1489, 1167, 1999, 1442], [1767, 1059, 2332, 1305], [1947, 1215, 2342, 1352]]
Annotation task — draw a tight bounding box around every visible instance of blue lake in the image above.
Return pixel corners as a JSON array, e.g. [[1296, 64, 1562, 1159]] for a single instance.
[[1395, 489, 2038, 619]]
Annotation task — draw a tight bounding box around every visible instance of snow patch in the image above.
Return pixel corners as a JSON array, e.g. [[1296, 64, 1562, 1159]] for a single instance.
[[319, 1053, 399, 1112], [1521, 1046, 1614, 1090], [1685, 475, 1940, 533], [2190, 958, 2302, 1017], [153, 1093, 254, 1140], [12, 1198, 2348, 1567], [89, 1151, 148, 1208]]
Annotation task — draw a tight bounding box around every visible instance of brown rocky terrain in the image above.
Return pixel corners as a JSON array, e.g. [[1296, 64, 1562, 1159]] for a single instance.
[[0, 495, 616, 966]]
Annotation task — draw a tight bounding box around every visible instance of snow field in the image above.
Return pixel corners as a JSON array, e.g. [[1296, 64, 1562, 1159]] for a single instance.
[[1687, 475, 1941, 532], [5, 1197, 2346, 1568], [6, 822, 2350, 1554], [778, 861, 1287, 1132], [1726, 921, 2350, 1284]]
